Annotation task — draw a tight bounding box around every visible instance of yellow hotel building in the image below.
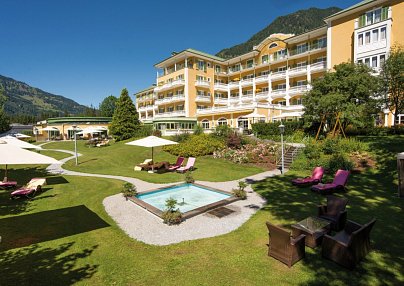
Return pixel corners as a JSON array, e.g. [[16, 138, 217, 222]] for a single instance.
[[135, 0, 403, 135]]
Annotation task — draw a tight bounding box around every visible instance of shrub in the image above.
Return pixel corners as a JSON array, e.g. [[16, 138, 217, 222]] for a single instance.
[[226, 132, 242, 148], [232, 181, 248, 199], [214, 142, 278, 164], [252, 121, 305, 140], [338, 138, 368, 153], [213, 125, 232, 138], [133, 125, 153, 138], [171, 132, 191, 143], [193, 124, 204, 135], [161, 198, 182, 225], [303, 141, 321, 160], [184, 172, 195, 183], [327, 153, 355, 174], [122, 182, 137, 200], [152, 129, 162, 137], [322, 138, 341, 155], [163, 134, 225, 157]]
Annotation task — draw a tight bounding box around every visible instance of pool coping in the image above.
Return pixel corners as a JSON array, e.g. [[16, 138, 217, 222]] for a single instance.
[[128, 182, 240, 220]]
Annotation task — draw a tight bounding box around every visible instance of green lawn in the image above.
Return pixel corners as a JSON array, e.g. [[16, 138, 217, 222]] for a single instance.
[[42, 140, 265, 183], [0, 136, 402, 285], [39, 150, 72, 161]]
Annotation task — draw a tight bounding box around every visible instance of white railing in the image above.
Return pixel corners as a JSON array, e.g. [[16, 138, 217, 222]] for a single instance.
[[241, 78, 254, 86], [255, 92, 269, 99], [154, 110, 186, 118], [228, 82, 239, 89], [289, 85, 308, 95], [255, 74, 269, 83], [196, 103, 256, 115], [154, 79, 185, 92], [214, 97, 228, 104], [241, 95, 254, 102], [311, 61, 327, 71], [215, 70, 228, 76], [214, 83, 228, 90], [138, 105, 155, 112], [289, 66, 307, 76], [271, 89, 286, 98], [195, 80, 210, 87], [155, 94, 185, 105], [195, 95, 211, 102], [271, 71, 286, 79]]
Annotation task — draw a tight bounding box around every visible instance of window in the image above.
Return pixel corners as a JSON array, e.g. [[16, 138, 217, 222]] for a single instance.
[[277, 66, 287, 72], [274, 49, 287, 60], [215, 65, 221, 73], [381, 27, 386, 40], [176, 105, 184, 111], [269, 43, 278, 49], [237, 117, 248, 129], [167, 106, 174, 112], [357, 59, 363, 64], [197, 60, 206, 71], [159, 108, 165, 113], [217, 118, 227, 126], [372, 56, 378, 68], [366, 12, 373, 25], [246, 59, 254, 68], [380, 55, 386, 66], [261, 55, 269, 64], [296, 80, 306, 86], [201, 120, 209, 129], [374, 9, 381, 22], [296, 43, 308, 54], [296, 61, 307, 68], [197, 90, 206, 96], [277, 83, 286, 90], [358, 34, 363, 46], [372, 29, 379, 42], [318, 37, 327, 48], [365, 32, 371, 44], [260, 70, 269, 76], [365, 58, 370, 67]]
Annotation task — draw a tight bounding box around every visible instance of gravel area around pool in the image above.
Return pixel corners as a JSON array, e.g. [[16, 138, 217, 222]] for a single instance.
[[103, 171, 279, 246]]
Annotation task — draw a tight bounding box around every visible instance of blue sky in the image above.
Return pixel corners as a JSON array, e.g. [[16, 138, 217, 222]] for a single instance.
[[0, 0, 358, 107]]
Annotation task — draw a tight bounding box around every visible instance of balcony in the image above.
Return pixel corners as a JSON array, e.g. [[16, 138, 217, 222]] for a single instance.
[[229, 97, 239, 103], [289, 66, 307, 77], [255, 92, 269, 100], [215, 70, 228, 76], [241, 94, 254, 102], [154, 110, 186, 118], [154, 79, 185, 92], [271, 70, 286, 80], [241, 78, 253, 87], [154, 94, 185, 105], [195, 80, 210, 88], [195, 95, 211, 103], [196, 103, 256, 115], [228, 68, 241, 75], [228, 81, 239, 89], [255, 74, 269, 84], [214, 97, 228, 105], [138, 105, 155, 112], [289, 85, 308, 95], [271, 89, 286, 99], [214, 83, 228, 91], [311, 61, 327, 72]]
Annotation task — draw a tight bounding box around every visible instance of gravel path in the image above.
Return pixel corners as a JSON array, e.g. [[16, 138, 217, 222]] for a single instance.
[[45, 148, 281, 245]]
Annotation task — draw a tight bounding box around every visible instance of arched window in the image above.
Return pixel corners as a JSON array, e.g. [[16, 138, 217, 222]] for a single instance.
[[217, 118, 227, 126], [201, 119, 210, 129], [269, 43, 278, 49]]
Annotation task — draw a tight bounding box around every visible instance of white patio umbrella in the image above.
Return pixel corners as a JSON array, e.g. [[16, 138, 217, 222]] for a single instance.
[[14, 133, 31, 139], [76, 127, 105, 135], [0, 140, 60, 181], [0, 136, 42, 150], [42, 126, 59, 140], [126, 136, 178, 173]]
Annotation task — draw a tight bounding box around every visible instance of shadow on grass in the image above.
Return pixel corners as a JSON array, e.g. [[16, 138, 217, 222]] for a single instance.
[[0, 242, 98, 285], [253, 136, 404, 284], [0, 205, 110, 251]]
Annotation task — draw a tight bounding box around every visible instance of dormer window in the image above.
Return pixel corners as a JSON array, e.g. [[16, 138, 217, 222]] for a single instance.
[[269, 43, 278, 49]]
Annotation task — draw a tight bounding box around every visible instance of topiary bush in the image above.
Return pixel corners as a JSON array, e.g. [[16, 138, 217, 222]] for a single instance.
[[163, 134, 225, 157], [161, 197, 182, 225], [122, 182, 137, 201], [232, 181, 248, 200]]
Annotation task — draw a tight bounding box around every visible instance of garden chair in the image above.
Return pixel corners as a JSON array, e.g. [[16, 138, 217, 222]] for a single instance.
[[177, 157, 196, 173], [134, 159, 153, 171], [318, 195, 348, 231], [266, 222, 306, 267], [311, 170, 350, 194], [10, 178, 47, 199], [322, 219, 376, 269], [0, 180, 18, 189], [168, 157, 184, 171], [292, 167, 324, 187]]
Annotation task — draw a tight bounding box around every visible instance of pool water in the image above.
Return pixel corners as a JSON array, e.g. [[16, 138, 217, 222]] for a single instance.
[[136, 183, 232, 213]]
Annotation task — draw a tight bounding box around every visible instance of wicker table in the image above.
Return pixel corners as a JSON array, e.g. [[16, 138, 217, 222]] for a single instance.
[[292, 216, 331, 248]]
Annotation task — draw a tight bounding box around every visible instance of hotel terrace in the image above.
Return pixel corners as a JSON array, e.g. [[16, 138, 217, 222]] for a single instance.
[[135, 0, 403, 135]]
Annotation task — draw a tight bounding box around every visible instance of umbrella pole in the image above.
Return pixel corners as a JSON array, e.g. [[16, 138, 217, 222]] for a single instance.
[[4, 164, 8, 182], [151, 147, 154, 173]]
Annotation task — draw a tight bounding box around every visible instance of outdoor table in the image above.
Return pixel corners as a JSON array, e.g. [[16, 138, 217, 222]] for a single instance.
[[291, 216, 331, 248]]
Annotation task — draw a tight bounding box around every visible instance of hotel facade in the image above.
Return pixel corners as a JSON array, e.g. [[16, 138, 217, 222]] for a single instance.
[[135, 0, 404, 135]]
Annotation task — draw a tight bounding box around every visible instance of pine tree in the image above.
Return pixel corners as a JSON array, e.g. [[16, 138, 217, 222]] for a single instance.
[[110, 88, 139, 141]]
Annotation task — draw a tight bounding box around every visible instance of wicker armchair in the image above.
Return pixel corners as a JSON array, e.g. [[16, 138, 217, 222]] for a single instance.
[[266, 222, 306, 267], [318, 195, 348, 231], [322, 219, 376, 269]]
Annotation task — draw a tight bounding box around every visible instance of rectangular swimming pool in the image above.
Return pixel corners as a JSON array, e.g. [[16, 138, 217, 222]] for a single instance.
[[130, 183, 238, 219]]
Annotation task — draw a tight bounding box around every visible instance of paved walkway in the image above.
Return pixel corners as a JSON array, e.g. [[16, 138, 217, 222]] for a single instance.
[[45, 148, 281, 245]]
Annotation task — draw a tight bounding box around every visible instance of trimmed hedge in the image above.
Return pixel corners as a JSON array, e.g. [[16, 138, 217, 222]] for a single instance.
[[345, 125, 404, 136], [163, 134, 225, 157], [252, 121, 304, 138]]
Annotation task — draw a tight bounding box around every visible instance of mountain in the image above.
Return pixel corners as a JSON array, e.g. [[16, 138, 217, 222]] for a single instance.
[[0, 75, 87, 117], [216, 7, 342, 59]]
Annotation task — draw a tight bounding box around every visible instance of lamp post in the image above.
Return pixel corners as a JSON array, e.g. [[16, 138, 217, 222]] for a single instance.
[[34, 127, 38, 142], [279, 123, 285, 174], [72, 125, 78, 166]]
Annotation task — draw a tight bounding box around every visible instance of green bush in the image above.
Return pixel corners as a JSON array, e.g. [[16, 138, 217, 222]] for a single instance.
[[252, 121, 305, 140], [193, 124, 204, 135], [345, 125, 404, 136], [338, 138, 368, 153], [322, 138, 341, 155], [133, 125, 153, 138], [232, 181, 248, 200], [327, 153, 355, 174], [171, 132, 191, 143], [303, 141, 321, 160], [152, 129, 162, 137], [161, 197, 182, 225], [213, 125, 232, 138], [184, 172, 195, 183], [163, 134, 225, 157], [121, 182, 137, 200]]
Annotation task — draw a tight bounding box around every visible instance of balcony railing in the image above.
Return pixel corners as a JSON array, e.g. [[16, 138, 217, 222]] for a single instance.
[[214, 97, 228, 104], [255, 74, 269, 83], [289, 65, 307, 76], [289, 85, 308, 95], [241, 94, 254, 102], [311, 61, 327, 71], [271, 89, 286, 98], [138, 105, 155, 112], [228, 82, 239, 89], [195, 95, 211, 103], [154, 79, 185, 92], [154, 94, 185, 105], [195, 80, 210, 88], [255, 92, 269, 100], [241, 78, 254, 86], [271, 70, 286, 79], [214, 83, 228, 91], [154, 110, 186, 118]]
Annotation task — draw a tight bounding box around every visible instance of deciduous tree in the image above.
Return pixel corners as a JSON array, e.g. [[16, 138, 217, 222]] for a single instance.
[[99, 95, 118, 117]]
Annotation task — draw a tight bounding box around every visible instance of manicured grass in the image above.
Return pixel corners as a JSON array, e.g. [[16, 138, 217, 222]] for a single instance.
[[42, 140, 265, 183], [39, 150, 72, 161], [0, 136, 402, 285]]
